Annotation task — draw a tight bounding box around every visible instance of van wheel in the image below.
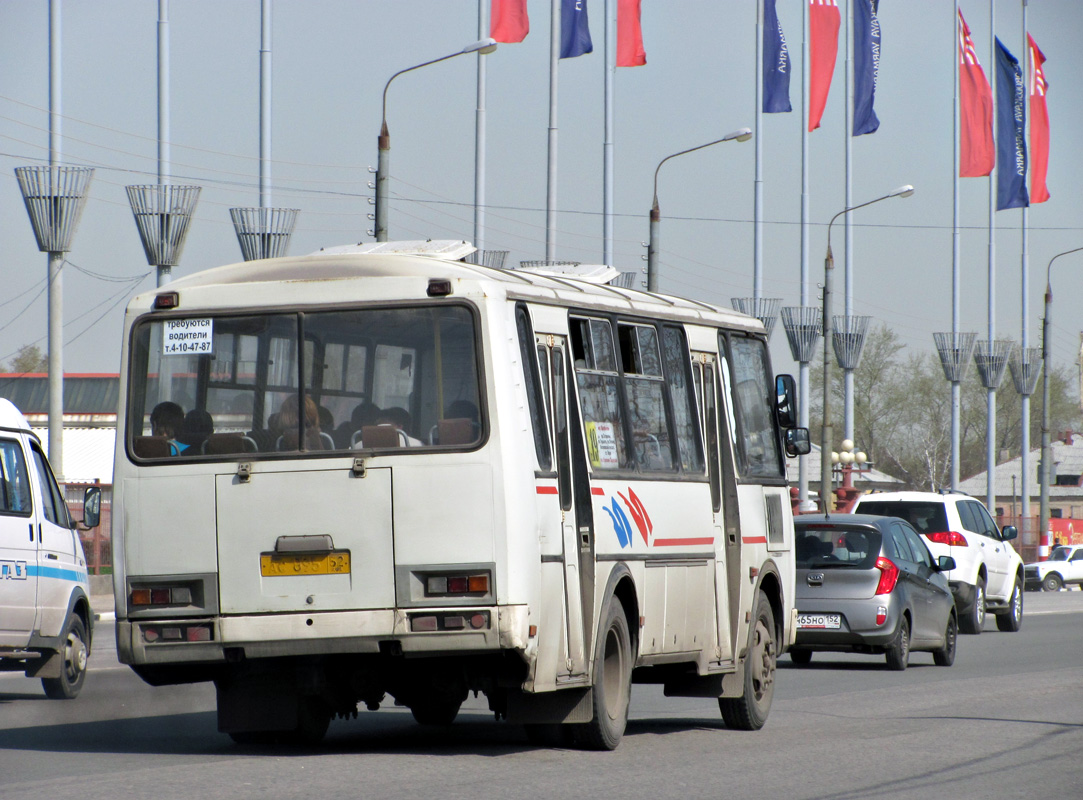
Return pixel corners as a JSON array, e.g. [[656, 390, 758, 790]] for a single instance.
[[570, 599, 632, 750], [995, 577, 1023, 632], [719, 590, 776, 730], [41, 613, 89, 700], [959, 577, 986, 634]]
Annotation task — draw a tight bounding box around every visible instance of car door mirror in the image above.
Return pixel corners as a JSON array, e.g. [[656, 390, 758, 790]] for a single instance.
[[82, 486, 101, 529], [784, 427, 812, 457], [775, 374, 798, 429], [1001, 525, 1018, 541], [937, 555, 956, 572]]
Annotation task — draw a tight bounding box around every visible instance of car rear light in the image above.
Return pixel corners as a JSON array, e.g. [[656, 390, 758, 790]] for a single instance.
[[926, 530, 968, 546], [875, 557, 900, 595], [876, 606, 887, 626]]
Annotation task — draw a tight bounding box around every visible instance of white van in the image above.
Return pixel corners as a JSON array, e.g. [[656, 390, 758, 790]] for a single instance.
[[0, 398, 97, 698]]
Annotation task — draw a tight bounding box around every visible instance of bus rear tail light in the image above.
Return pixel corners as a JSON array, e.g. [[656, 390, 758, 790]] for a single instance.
[[131, 586, 193, 607], [926, 530, 968, 547], [409, 611, 490, 632], [874, 557, 900, 596], [142, 623, 213, 643], [426, 573, 490, 597]]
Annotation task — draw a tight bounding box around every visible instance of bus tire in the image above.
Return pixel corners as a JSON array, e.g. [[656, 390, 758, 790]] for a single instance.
[[41, 613, 89, 700], [571, 599, 632, 751], [719, 590, 776, 731]]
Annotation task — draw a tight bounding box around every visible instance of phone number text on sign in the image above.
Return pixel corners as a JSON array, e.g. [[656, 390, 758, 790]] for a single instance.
[[163, 318, 214, 356]]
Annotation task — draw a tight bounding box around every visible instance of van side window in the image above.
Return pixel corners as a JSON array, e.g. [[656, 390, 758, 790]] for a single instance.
[[30, 443, 69, 528], [0, 439, 32, 516]]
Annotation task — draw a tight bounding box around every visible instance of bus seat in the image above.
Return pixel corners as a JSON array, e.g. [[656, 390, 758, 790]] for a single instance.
[[203, 433, 258, 455], [438, 418, 476, 446], [319, 431, 335, 450], [133, 436, 171, 458], [359, 425, 406, 448]]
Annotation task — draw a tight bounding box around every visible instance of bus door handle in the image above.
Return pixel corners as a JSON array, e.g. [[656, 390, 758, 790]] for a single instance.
[[580, 526, 591, 547]]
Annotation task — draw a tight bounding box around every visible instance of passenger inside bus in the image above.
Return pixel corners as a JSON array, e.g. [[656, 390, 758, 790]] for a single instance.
[[277, 394, 328, 451], [336, 401, 381, 448], [376, 407, 423, 447], [176, 410, 214, 455], [150, 401, 186, 456]]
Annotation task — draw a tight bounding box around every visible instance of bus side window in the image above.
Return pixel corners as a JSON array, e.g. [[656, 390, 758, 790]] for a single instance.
[[617, 323, 673, 472], [569, 317, 627, 471], [515, 305, 552, 471], [703, 365, 721, 512], [722, 335, 784, 479], [552, 348, 572, 511], [662, 326, 704, 473]]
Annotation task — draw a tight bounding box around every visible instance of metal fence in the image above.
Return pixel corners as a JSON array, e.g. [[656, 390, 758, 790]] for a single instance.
[[64, 482, 112, 575]]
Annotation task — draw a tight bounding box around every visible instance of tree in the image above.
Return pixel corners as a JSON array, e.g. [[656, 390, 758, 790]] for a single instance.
[[1, 344, 47, 374]]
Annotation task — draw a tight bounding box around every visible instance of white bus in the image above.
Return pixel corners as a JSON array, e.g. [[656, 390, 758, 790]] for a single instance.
[[112, 240, 810, 749]]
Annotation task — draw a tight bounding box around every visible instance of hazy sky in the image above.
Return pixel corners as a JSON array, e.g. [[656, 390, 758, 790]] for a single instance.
[[2, 0, 1082, 393]]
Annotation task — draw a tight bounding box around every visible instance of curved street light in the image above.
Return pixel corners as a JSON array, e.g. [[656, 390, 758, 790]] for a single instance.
[[646, 127, 752, 292], [820, 185, 913, 512], [375, 38, 497, 242], [1038, 246, 1083, 550]]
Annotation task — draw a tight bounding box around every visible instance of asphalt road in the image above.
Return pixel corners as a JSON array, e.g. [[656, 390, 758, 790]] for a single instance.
[[2, 592, 1081, 800]]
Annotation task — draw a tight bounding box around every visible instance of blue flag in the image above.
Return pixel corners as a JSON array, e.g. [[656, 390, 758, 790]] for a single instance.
[[853, 0, 880, 135], [763, 0, 792, 113], [561, 0, 593, 59], [995, 37, 1028, 210]]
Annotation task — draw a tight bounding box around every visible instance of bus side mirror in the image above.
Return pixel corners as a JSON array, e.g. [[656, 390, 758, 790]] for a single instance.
[[784, 427, 811, 457], [82, 486, 101, 530], [775, 374, 798, 429]]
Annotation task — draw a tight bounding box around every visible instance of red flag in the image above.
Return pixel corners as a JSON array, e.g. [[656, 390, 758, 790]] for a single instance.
[[491, 0, 528, 44], [617, 0, 646, 67], [809, 0, 841, 132], [958, 10, 994, 177], [1028, 33, 1050, 203]]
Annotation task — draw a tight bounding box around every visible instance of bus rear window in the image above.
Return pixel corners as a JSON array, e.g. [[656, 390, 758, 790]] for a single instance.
[[128, 305, 482, 459]]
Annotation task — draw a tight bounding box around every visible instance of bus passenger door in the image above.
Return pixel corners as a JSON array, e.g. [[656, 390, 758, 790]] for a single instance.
[[550, 342, 591, 680], [699, 357, 741, 662]]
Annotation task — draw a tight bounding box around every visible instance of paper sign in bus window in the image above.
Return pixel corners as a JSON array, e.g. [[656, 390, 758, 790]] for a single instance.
[[587, 421, 619, 468], [163, 319, 214, 356]]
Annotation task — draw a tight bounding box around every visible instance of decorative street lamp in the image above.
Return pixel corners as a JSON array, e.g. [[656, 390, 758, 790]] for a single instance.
[[646, 128, 752, 293], [821, 185, 913, 511], [375, 39, 498, 242], [1039, 246, 1083, 555]]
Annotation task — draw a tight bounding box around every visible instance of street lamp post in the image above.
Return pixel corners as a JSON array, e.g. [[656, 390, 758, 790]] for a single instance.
[[646, 128, 751, 293], [1039, 246, 1083, 554], [375, 39, 497, 242], [821, 185, 913, 512]]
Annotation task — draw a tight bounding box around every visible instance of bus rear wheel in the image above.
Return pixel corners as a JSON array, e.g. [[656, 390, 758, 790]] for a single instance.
[[571, 599, 632, 751], [719, 590, 776, 730]]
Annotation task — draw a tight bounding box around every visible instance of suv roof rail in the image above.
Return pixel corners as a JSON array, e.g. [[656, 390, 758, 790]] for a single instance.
[[938, 488, 967, 495]]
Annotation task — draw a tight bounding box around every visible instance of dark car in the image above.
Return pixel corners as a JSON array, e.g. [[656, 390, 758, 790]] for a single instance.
[[791, 514, 959, 670]]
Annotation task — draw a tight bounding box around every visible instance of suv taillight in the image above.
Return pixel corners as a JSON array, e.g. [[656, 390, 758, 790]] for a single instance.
[[926, 530, 968, 547], [875, 557, 900, 595]]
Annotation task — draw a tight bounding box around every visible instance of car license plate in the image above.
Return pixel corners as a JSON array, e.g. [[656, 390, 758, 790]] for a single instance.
[[797, 613, 841, 629], [260, 551, 351, 577]]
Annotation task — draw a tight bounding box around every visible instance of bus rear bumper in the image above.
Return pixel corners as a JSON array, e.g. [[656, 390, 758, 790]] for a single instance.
[[118, 604, 530, 667]]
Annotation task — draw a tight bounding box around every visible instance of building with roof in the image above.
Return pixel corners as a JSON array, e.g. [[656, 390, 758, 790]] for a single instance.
[[0, 373, 118, 483], [787, 444, 904, 512]]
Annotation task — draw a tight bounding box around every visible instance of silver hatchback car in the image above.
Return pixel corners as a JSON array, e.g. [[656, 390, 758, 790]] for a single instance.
[[791, 514, 958, 670]]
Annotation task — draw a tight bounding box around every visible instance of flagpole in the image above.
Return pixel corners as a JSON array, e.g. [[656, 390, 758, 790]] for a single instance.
[[952, 0, 962, 490], [843, 0, 855, 443], [986, 0, 997, 512], [1020, 0, 1032, 547], [603, 0, 615, 266], [799, 0, 811, 511], [754, 1, 764, 301], [546, 0, 560, 262], [474, 0, 488, 254]]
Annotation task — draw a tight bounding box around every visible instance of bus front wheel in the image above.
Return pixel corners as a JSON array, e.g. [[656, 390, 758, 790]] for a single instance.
[[719, 590, 776, 731]]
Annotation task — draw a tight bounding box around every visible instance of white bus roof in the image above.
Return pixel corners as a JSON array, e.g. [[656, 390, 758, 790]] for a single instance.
[[134, 242, 764, 334]]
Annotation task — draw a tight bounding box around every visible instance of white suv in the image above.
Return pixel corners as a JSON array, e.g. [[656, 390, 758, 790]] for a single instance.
[[851, 491, 1024, 634]]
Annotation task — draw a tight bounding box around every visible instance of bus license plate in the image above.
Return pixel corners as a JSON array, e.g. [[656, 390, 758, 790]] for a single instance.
[[260, 551, 351, 577], [797, 613, 841, 629]]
